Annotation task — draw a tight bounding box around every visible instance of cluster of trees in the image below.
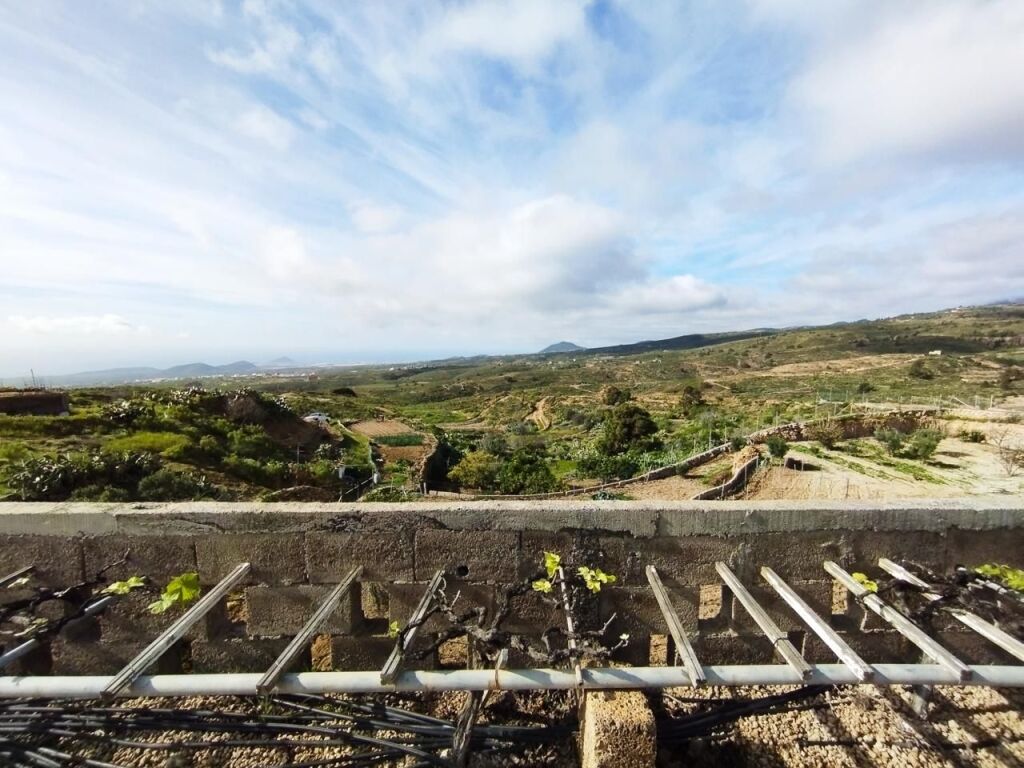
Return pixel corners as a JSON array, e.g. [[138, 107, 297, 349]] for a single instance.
[[874, 427, 944, 460]]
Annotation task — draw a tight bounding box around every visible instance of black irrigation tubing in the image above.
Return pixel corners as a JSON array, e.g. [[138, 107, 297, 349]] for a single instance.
[[657, 685, 832, 742]]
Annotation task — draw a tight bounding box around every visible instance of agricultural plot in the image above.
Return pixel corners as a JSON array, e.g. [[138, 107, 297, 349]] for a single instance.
[[347, 419, 418, 437]]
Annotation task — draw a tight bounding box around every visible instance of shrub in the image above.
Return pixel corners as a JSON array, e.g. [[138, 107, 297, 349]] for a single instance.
[[729, 435, 746, 451], [137, 469, 217, 501], [908, 359, 934, 380], [228, 425, 281, 460], [856, 382, 875, 394], [600, 385, 631, 406], [598, 403, 660, 456], [9, 450, 162, 501], [496, 451, 560, 494], [477, 432, 509, 456], [577, 452, 639, 482], [766, 435, 788, 459], [905, 428, 942, 461], [448, 451, 501, 491], [874, 428, 905, 455], [958, 429, 986, 443], [102, 399, 155, 427], [807, 421, 844, 449]]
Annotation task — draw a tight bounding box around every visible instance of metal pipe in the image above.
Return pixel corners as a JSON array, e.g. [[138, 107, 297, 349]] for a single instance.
[[645, 565, 704, 686], [102, 562, 251, 699], [0, 596, 117, 670], [825, 560, 972, 681], [878, 558, 1024, 664], [3, 664, 1024, 699], [760, 566, 873, 682], [257, 566, 362, 694], [717, 562, 811, 678], [381, 570, 443, 685]]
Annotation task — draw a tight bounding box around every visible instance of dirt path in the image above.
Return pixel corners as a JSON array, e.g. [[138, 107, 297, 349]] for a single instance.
[[526, 397, 552, 430]]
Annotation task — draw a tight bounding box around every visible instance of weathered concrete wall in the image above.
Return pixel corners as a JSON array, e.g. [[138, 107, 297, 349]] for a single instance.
[[0, 390, 69, 416], [0, 499, 1021, 676]]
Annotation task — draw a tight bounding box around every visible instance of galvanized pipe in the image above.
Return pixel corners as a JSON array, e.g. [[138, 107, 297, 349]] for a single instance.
[[2, 664, 1024, 699]]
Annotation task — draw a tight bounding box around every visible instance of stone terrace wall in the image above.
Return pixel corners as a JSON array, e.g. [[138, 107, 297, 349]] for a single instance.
[[0, 499, 1021, 676]]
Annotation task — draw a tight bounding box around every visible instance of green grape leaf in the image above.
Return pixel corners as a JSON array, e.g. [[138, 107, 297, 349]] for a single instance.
[[851, 572, 878, 593], [387, 620, 401, 639], [543, 552, 561, 579], [532, 578, 553, 594]]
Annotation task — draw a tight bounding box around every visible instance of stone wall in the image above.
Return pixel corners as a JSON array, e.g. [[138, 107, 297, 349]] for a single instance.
[[0, 499, 1021, 676]]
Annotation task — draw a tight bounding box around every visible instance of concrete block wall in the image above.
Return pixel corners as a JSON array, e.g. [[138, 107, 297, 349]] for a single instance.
[[0, 499, 1021, 676]]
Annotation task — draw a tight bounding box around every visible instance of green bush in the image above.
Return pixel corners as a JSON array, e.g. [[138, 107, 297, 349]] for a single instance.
[[766, 435, 788, 459], [577, 452, 639, 482], [228, 425, 281, 460], [222, 454, 290, 487], [137, 469, 217, 501], [598, 403, 660, 456], [874, 428, 905, 455], [496, 451, 560, 494], [908, 359, 934, 380], [958, 429, 986, 443], [904, 428, 943, 461], [448, 451, 501, 491], [9, 451, 162, 501], [806, 421, 843, 449]]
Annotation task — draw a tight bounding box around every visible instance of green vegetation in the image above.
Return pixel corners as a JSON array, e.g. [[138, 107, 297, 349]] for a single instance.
[[2, 303, 1021, 500], [766, 435, 789, 459], [148, 572, 201, 614], [975, 563, 1024, 591]]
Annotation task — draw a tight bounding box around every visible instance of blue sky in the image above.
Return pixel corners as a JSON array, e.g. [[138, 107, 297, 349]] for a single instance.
[[2, 0, 1023, 376]]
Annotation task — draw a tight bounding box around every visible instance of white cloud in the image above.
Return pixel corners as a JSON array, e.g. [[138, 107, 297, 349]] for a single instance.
[[432, 0, 588, 65], [788, 0, 1024, 165], [235, 105, 295, 149], [8, 314, 145, 335], [347, 200, 407, 235]]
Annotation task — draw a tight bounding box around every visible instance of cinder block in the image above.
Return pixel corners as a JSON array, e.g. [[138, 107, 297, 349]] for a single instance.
[[934, 630, 1019, 665], [580, 689, 656, 768], [698, 584, 731, 631], [83, 535, 196, 584], [517, 531, 601, 580], [330, 636, 396, 671], [598, 536, 738, 586], [848, 531, 947, 573], [245, 585, 360, 637], [744, 532, 848, 581], [414, 529, 520, 582], [196, 533, 305, 585], [946, 528, 1024, 570], [387, 582, 494, 634], [98, 590, 208, 642], [504, 589, 565, 634], [306, 531, 414, 583], [730, 580, 832, 633], [50, 638, 182, 675], [694, 633, 777, 665], [0, 536, 83, 587], [600, 586, 698, 636], [840, 630, 915, 663], [191, 638, 296, 673], [361, 582, 389, 619]]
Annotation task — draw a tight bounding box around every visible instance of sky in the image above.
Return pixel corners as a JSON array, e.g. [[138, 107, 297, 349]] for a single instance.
[[2, 0, 1024, 376]]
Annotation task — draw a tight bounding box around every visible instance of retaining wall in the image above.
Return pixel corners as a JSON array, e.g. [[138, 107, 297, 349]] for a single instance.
[[0, 499, 1021, 676]]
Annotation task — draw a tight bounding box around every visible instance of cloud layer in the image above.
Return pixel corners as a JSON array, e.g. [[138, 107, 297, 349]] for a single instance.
[[1, 0, 1022, 374]]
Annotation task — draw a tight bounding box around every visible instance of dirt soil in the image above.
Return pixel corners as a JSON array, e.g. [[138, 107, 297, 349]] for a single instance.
[[348, 419, 417, 437], [740, 437, 1024, 501]]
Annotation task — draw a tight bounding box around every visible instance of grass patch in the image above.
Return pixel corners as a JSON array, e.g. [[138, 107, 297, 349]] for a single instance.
[[374, 433, 425, 447], [103, 431, 190, 457]]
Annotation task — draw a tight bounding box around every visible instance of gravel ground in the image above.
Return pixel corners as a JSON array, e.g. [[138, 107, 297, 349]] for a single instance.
[[658, 684, 1024, 767]]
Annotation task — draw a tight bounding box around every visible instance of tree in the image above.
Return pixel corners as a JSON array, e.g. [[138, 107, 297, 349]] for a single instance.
[[766, 435, 788, 459], [448, 451, 501, 491], [600, 385, 631, 406], [679, 383, 705, 416], [496, 451, 560, 494], [904, 428, 942, 461], [856, 381, 875, 394], [598, 403, 660, 456], [477, 432, 509, 456], [874, 428, 905, 455]]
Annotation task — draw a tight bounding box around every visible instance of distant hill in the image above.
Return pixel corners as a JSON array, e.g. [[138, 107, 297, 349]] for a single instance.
[[539, 341, 585, 354], [265, 356, 298, 367], [583, 330, 775, 356], [44, 360, 261, 386]]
